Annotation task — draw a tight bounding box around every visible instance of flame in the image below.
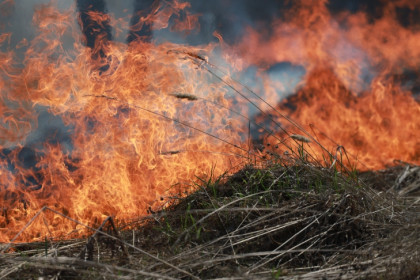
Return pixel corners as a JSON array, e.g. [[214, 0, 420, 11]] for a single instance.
[[0, 1, 247, 243], [264, 68, 419, 169], [230, 0, 419, 169], [0, 0, 419, 242]]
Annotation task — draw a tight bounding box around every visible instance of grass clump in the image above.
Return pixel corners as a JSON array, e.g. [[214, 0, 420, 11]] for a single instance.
[[127, 162, 419, 279], [1, 162, 419, 279]]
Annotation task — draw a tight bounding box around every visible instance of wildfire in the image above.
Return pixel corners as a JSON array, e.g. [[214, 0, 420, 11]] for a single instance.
[[0, 0, 419, 243], [230, 0, 420, 169]]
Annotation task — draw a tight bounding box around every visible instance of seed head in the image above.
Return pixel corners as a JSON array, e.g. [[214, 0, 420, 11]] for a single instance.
[[290, 134, 311, 143]]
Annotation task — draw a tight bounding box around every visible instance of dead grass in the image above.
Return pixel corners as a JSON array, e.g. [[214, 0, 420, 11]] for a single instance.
[[0, 161, 418, 279]]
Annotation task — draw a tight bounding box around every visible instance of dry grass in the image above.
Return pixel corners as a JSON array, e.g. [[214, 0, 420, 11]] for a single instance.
[[0, 161, 418, 279]]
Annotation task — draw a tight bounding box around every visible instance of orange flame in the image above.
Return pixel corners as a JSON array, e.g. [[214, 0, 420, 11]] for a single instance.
[[0, 1, 247, 243], [230, 0, 419, 169], [0, 0, 419, 243]]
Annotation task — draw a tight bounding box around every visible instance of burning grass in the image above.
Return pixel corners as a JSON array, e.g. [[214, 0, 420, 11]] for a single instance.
[[1, 0, 420, 244], [0, 160, 418, 279], [0, 2, 419, 278]]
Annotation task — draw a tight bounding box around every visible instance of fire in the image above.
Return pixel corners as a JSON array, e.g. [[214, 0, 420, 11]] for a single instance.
[[262, 68, 419, 169], [0, 1, 247, 243], [230, 0, 420, 169], [0, 0, 419, 243]]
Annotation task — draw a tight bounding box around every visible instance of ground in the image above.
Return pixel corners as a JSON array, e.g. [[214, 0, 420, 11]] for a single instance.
[[0, 161, 419, 279]]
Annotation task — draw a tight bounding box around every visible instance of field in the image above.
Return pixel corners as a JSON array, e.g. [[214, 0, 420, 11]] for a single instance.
[[1, 159, 418, 279]]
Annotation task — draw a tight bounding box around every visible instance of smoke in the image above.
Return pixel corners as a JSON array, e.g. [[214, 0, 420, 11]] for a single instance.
[[153, 0, 292, 45], [0, 0, 76, 169], [0, 0, 73, 48]]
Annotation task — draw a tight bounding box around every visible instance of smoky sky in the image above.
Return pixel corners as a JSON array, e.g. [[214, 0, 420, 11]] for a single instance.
[[160, 0, 417, 44], [1, 0, 412, 48]]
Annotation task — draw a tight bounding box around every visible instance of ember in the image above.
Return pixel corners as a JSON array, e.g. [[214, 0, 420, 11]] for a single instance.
[[0, 0, 418, 243]]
